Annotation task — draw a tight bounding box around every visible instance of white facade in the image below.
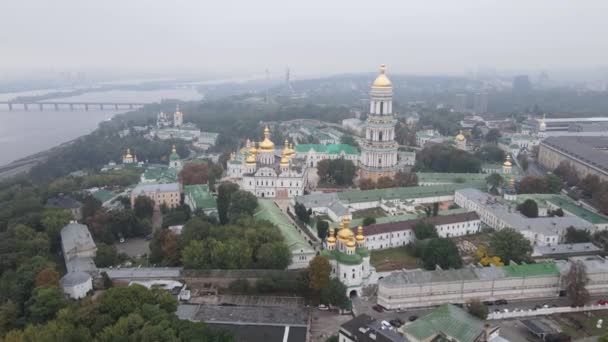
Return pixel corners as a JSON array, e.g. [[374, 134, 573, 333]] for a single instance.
[[60, 272, 93, 299], [226, 129, 307, 199]]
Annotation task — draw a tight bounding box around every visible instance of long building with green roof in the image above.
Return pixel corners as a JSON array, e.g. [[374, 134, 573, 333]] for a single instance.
[[254, 199, 315, 270], [183, 184, 217, 215], [294, 143, 359, 167]]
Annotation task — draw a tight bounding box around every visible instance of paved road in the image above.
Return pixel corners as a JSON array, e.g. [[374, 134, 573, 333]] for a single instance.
[[526, 159, 548, 177]]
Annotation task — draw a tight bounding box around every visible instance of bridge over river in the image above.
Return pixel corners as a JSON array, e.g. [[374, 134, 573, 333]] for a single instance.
[[0, 101, 148, 111]]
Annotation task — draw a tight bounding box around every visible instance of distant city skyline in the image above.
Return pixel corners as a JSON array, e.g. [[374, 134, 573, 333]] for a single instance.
[[2, 0, 608, 78]]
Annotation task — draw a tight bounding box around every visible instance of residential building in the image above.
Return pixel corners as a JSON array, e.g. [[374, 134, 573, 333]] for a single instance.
[[360, 65, 400, 181], [183, 184, 217, 216], [473, 92, 488, 115], [130, 182, 182, 209], [60, 222, 97, 299], [402, 304, 504, 342], [295, 143, 359, 167], [361, 212, 481, 250], [46, 195, 82, 220], [454, 188, 594, 246], [61, 222, 97, 266]]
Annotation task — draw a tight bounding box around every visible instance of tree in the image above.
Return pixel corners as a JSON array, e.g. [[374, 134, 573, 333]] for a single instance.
[[580, 174, 601, 198], [518, 154, 529, 171], [178, 162, 210, 185], [413, 221, 438, 240], [466, 299, 488, 320], [485, 173, 504, 188], [227, 190, 258, 221], [317, 159, 357, 186], [485, 129, 501, 144], [362, 217, 376, 226], [564, 227, 591, 244], [489, 228, 532, 264], [545, 174, 564, 193], [317, 220, 329, 240], [35, 267, 60, 287], [308, 256, 331, 296], [475, 145, 505, 162], [94, 243, 119, 268], [294, 202, 311, 224], [554, 161, 579, 187], [415, 144, 481, 173], [81, 195, 101, 221], [339, 135, 360, 151], [133, 195, 155, 219], [359, 178, 376, 190], [217, 182, 239, 225], [41, 209, 72, 253], [421, 238, 462, 270], [26, 286, 67, 324], [517, 199, 539, 218], [181, 240, 207, 269], [564, 260, 589, 307], [256, 242, 292, 269], [376, 177, 396, 189], [320, 279, 348, 309], [394, 171, 418, 187]]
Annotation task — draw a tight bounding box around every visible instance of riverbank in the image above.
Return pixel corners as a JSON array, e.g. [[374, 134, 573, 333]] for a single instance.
[[0, 138, 78, 181]]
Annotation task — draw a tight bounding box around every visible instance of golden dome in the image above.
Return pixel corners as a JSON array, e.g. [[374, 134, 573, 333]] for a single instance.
[[124, 148, 133, 158], [372, 64, 392, 88], [455, 131, 466, 141], [337, 227, 354, 241], [346, 240, 356, 248], [356, 226, 365, 242], [246, 152, 256, 165], [288, 143, 295, 157], [503, 155, 512, 167], [280, 154, 290, 166], [327, 228, 336, 244], [259, 126, 275, 151]]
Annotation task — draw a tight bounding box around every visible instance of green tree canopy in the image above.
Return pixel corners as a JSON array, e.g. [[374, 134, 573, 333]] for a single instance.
[[517, 199, 539, 218], [413, 221, 438, 240], [94, 243, 119, 268], [256, 242, 292, 269], [421, 238, 462, 270], [564, 227, 591, 244], [489, 228, 532, 264], [25, 286, 67, 324], [217, 182, 239, 225], [133, 195, 155, 219], [320, 279, 348, 309]]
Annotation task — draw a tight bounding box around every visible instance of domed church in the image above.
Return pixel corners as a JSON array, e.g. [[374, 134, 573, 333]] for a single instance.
[[321, 217, 374, 297], [226, 126, 307, 198]]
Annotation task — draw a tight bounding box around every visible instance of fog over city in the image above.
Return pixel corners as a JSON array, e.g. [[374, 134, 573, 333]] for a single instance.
[[2, 0, 608, 77]]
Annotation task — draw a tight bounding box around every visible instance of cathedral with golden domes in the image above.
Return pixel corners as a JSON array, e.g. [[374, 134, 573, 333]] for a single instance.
[[226, 126, 307, 198], [360, 65, 400, 181], [321, 216, 373, 297]]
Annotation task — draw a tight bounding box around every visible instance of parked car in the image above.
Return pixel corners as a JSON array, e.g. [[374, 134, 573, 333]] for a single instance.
[[145, 234, 152, 240], [317, 304, 329, 311], [495, 299, 508, 305], [483, 301, 494, 306], [598, 299, 608, 305], [381, 320, 392, 329], [408, 315, 418, 322], [119, 237, 125, 243], [372, 305, 384, 313], [542, 304, 549, 309], [389, 319, 404, 327]]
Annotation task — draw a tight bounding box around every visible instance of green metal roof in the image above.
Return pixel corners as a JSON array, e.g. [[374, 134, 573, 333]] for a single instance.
[[184, 184, 216, 210], [295, 144, 359, 155], [142, 166, 178, 183], [502, 262, 559, 278], [254, 200, 313, 252], [417, 172, 488, 183], [320, 249, 362, 265], [548, 196, 608, 224], [403, 304, 484, 342], [336, 183, 485, 204], [92, 189, 114, 203]]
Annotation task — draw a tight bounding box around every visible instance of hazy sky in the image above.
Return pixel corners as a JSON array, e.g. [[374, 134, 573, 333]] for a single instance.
[[2, 0, 607, 76]]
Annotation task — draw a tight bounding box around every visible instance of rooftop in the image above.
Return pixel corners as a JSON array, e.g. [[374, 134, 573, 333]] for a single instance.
[[46, 195, 82, 209], [417, 172, 488, 184], [402, 304, 492, 342], [295, 143, 359, 155], [92, 189, 115, 203], [542, 136, 608, 174], [254, 200, 314, 253], [60, 271, 92, 287], [184, 184, 216, 210], [341, 314, 405, 342], [61, 222, 96, 257], [532, 243, 602, 257], [132, 182, 180, 194], [337, 183, 485, 204], [362, 212, 479, 236]]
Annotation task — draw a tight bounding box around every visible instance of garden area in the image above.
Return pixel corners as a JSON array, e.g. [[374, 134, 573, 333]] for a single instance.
[[352, 207, 387, 220], [370, 246, 421, 272]]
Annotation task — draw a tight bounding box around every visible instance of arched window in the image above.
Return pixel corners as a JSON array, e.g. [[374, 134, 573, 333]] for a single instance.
[[378, 158, 382, 166]]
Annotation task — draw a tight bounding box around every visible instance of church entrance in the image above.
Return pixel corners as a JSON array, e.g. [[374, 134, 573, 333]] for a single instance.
[[349, 290, 358, 298]]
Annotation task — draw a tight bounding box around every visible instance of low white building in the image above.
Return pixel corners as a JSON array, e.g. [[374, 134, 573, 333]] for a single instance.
[[294, 144, 359, 168], [362, 212, 480, 251], [60, 272, 93, 299], [455, 188, 594, 246], [61, 222, 97, 264]]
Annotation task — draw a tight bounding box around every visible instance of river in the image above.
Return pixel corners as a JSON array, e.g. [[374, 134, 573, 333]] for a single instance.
[[0, 87, 203, 166]]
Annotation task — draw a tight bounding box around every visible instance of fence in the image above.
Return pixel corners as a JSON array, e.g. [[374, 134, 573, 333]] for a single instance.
[[488, 303, 608, 320]]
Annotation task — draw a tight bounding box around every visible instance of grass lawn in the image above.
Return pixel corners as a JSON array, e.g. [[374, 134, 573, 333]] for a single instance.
[[552, 310, 608, 339], [352, 207, 387, 220], [370, 246, 421, 272]]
